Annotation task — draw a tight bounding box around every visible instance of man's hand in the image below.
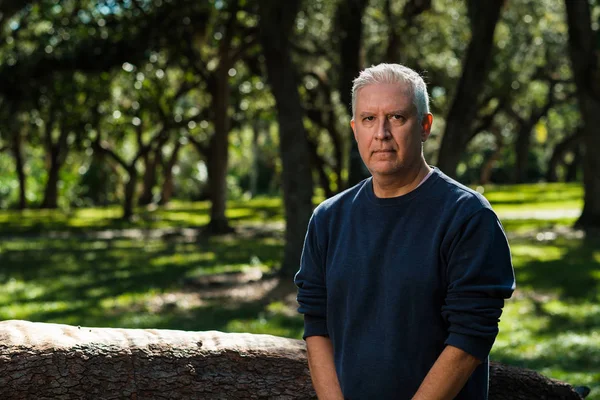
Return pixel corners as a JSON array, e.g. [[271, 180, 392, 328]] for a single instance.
[[412, 345, 481, 400], [306, 336, 344, 400]]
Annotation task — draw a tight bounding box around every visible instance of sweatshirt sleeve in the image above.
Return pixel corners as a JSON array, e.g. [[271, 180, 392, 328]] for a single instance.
[[442, 207, 515, 360], [294, 213, 329, 339]]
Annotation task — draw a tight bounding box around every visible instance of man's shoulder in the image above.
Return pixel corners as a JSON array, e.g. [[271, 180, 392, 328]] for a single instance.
[[432, 168, 493, 215], [313, 178, 370, 219]]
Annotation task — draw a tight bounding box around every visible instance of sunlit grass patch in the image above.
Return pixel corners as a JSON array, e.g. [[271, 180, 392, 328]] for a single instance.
[[482, 182, 583, 204], [151, 252, 216, 268], [493, 230, 600, 399], [225, 311, 303, 338], [494, 296, 600, 399], [499, 217, 578, 235]]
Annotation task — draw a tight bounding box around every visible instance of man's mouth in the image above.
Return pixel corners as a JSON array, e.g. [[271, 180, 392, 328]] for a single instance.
[[373, 149, 395, 153]]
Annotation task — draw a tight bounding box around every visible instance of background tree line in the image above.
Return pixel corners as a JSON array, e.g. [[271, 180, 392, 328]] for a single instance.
[[0, 0, 598, 278]]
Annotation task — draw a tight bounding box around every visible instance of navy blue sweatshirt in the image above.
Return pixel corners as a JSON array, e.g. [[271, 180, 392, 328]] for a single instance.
[[294, 168, 515, 399]]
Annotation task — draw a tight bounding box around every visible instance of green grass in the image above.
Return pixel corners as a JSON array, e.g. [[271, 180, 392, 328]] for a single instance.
[[0, 182, 598, 397], [0, 197, 285, 234], [492, 236, 600, 397]]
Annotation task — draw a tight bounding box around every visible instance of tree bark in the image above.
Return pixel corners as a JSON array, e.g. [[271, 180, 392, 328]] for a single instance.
[[306, 135, 334, 199], [546, 129, 583, 183], [512, 80, 557, 184], [565, 147, 582, 183], [40, 155, 61, 209], [249, 121, 261, 198], [436, 0, 504, 179], [258, 0, 314, 278], [564, 0, 600, 230], [514, 127, 532, 184], [0, 320, 314, 399], [304, 72, 344, 194], [206, 101, 232, 233], [488, 362, 585, 400], [41, 122, 69, 209], [138, 146, 163, 206], [335, 0, 370, 188], [479, 129, 504, 185], [384, 0, 432, 65], [0, 320, 586, 400], [159, 141, 182, 206], [203, 4, 239, 235], [123, 166, 138, 221]]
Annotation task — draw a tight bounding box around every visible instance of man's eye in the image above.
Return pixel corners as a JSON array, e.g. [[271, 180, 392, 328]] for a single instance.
[[363, 116, 375, 121], [391, 114, 404, 121]]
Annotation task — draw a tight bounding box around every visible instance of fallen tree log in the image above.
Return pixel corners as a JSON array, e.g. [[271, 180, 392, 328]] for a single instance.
[[0, 320, 585, 399]]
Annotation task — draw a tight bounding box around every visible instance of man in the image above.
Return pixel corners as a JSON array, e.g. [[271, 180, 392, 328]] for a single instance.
[[294, 63, 515, 399]]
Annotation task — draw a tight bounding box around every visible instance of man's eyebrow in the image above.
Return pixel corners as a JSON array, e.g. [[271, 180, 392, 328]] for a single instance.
[[387, 109, 411, 115], [358, 109, 411, 117]]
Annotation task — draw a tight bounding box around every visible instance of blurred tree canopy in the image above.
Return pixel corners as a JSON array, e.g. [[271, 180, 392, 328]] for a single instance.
[[0, 0, 598, 275]]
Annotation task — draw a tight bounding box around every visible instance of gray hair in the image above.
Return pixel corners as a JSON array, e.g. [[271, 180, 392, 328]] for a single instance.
[[351, 63, 430, 122]]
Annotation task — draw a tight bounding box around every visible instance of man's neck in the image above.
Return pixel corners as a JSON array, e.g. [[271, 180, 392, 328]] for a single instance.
[[372, 161, 432, 198]]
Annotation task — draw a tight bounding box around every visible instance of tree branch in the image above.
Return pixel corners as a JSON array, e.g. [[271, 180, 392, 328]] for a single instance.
[[186, 133, 209, 157]]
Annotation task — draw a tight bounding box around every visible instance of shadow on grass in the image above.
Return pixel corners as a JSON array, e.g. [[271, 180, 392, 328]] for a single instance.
[[0, 233, 285, 332], [512, 235, 600, 300], [491, 350, 600, 400]]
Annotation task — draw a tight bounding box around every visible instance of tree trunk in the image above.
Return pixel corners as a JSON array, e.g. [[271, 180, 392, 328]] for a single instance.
[[0, 320, 314, 399], [436, 0, 504, 178], [514, 127, 531, 184], [307, 136, 334, 199], [480, 130, 504, 185], [335, 0, 370, 188], [258, 0, 314, 278], [138, 148, 161, 206], [11, 129, 26, 210], [205, 7, 237, 235], [545, 129, 583, 183], [565, 0, 600, 230], [384, 0, 432, 65], [159, 141, 182, 206], [123, 166, 138, 221], [40, 155, 61, 209], [206, 101, 232, 233], [249, 121, 261, 198], [0, 320, 586, 400], [565, 146, 582, 183], [41, 127, 69, 209], [488, 362, 585, 400]]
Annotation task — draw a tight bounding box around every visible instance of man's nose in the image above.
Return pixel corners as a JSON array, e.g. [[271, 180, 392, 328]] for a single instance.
[[375, 118, 392, 140]]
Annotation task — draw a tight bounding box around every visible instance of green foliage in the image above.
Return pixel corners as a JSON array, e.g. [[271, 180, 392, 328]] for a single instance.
[[0, 0, 590, 214]]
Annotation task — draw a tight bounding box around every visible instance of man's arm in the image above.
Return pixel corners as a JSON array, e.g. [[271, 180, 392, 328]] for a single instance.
[[306, 336, 344, 400], [412, 345, 481, 400]]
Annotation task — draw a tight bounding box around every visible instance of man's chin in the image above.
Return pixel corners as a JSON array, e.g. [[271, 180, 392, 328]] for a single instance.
[[369, 166, 405, 176]]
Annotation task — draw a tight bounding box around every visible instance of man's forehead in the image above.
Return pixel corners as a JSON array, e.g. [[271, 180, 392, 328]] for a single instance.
[[355, 83, 415, 111], [356, 83, 412, 100], [357, 81, 411, 94]]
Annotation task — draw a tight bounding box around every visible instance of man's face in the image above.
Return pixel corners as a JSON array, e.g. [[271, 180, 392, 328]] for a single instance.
[[351, 82, 432, 178]]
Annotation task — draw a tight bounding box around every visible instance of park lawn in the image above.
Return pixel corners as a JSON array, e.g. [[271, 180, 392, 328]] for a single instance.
[[0, 182, 598, 398]]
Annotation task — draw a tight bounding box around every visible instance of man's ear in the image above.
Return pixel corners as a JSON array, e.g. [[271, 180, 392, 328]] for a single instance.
[[351, 119, 358, 142], [421, 114, 433, 142]]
